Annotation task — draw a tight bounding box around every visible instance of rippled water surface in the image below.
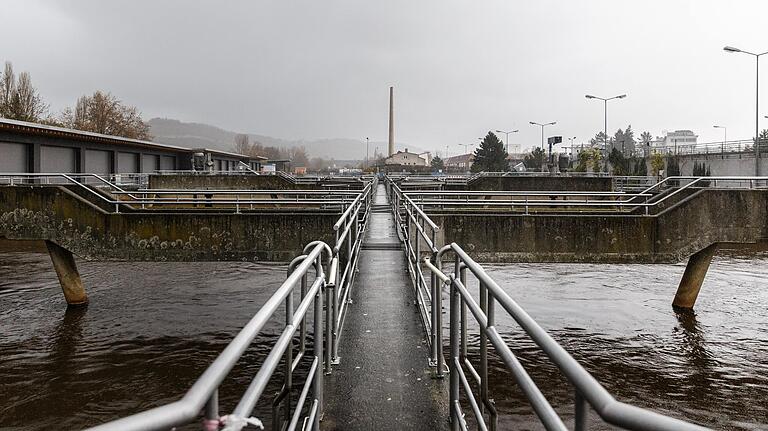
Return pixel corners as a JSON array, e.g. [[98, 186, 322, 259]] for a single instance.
[[454, 252, 768, 430], [1, 242, 767, 430]]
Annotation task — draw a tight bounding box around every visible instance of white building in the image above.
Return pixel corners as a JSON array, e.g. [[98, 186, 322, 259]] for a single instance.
[[384, 149, 430, 166], [651, 130, 698, 154]]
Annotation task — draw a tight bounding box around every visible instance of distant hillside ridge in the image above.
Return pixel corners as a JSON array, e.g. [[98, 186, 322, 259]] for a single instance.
[[148, 118, 422, 160], [148, 118, 424, 160]]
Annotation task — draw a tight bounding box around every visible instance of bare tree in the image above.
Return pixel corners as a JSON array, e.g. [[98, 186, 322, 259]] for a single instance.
[[0, 62, 48, 122], [60, 91, 151, 140], [233, 134, 251, 154], [288, 146, 309, 166]]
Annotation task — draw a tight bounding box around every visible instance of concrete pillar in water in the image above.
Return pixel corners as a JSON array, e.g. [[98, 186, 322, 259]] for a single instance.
[[672, 243, 718, 309], [45, 241, 88, 306]]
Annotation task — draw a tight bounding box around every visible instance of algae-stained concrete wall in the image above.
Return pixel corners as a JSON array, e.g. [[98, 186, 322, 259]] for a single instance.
[[148, 174, 364, 190], [433, 213, 657, 263], [445, 176, 614, 192], [0, 186, 338, 261], [149, 174, 308, 190], [654, 189, 768, 260], [431, 189, 768, 263]]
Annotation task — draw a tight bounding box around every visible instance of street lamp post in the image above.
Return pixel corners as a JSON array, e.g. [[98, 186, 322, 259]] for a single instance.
[[713, 126, 726, 154], [529, 121, 556, 151], [365, 137, 370, 168], [495, 129, 519, 153], [724, 45, 768, 175], [585, 93, 626, 156]]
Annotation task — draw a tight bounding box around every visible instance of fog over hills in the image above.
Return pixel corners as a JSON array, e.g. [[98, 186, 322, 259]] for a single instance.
[[148, 118, 425, 160]]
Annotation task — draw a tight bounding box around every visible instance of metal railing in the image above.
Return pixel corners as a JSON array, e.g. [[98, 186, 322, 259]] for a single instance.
[[422, 242, 710, 431], [385, 176, 446, 375], [87, 241, 331, 431], [84, 179, 375, 431], [651, 139, 766, 157], [328, 177, 375, 363], [397, 176, 768, 215], [0, 173, 369, 214]]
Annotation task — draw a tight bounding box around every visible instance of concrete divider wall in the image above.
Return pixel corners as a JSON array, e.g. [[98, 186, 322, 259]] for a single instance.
[[148, 174, 364, 190], [654, 189, 768, 260], [0, 186, 338, 261], [445, 175, 614, 191], [431, 189, 768, 263]]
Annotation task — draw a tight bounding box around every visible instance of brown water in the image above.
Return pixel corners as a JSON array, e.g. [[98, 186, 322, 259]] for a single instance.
[[454, 253, 768, 430], [1, 245, 767, 430]]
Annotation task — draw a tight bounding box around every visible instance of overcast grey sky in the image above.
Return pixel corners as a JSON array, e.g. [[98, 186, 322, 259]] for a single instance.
[[2, 0, 768, 156]]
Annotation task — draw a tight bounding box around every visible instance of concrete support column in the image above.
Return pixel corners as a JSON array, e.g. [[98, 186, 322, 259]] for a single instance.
[[672, 243, 718, 309], [45, 241, 88, 306]]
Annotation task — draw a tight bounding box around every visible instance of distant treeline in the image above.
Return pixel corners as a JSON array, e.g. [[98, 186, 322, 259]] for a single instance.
[[232, 134, 345, 171]]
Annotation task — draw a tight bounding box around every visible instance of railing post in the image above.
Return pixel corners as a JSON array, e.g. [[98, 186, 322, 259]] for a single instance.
[[460, 266, 467, 362], [285, 280, 295, 425], [449, 255, 461, 431], [313, 256, 324, 430], [575, 390, 588, 431], [300, 274, 308, 354], [203, 389, 219, 431], [484, 282, 498, 429]]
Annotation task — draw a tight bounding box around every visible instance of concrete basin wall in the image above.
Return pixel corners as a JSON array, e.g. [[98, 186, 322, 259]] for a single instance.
[[148, 174, 364, 190], [430, 189, 768, 263], [444, 176, 614, 191], [0, 186, 338, 261]]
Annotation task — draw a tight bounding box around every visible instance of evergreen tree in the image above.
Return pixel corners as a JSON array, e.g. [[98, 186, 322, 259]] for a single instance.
[[666, 156, 681, 176], [471, 132, 509, 172], [633, 157, 647, 176], [430, 155, 444, 172], [523, 147, 546, 171]]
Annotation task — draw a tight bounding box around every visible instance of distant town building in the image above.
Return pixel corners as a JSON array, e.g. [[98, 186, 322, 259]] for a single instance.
[[444, 153, 474, 171], [651, 130, 698, 154], [384, 149, 430, 166], [506, 152, 526, 167]]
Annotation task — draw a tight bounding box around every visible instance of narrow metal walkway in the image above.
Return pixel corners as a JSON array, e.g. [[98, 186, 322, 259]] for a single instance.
[[322, 183, 447, 430]]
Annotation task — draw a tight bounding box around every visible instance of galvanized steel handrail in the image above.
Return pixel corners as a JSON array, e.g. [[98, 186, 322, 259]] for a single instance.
[[86, 241, 331, 431], [385, 176, 446, 374], [423, 242, 710, 431], [328, 178, 375, 363], [401, 176, 768, 215], [0, 173, 370, 214]]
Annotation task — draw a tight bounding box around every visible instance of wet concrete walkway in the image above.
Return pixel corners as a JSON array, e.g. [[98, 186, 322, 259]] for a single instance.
[[322, 183, 447, 430]]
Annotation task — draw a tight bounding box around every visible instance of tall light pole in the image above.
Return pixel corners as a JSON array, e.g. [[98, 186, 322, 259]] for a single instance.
[[495, 129, 519, 153], [458, 143, 472, 155], [724, 46, 768, 175], [529, 121, 556, 151], [585, 94, 626, 155], [713, 126, 726, 154]]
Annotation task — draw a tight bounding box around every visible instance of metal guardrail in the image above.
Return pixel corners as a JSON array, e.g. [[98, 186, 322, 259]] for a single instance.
[[422, 242, 710, 431], [397, 176, 768, 215], [385, 176, 447, 376], [651, 139, 767, 157], [84, 179, 375, 431], [0, 173, 369, 214], [87, 241, 330, 431]]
